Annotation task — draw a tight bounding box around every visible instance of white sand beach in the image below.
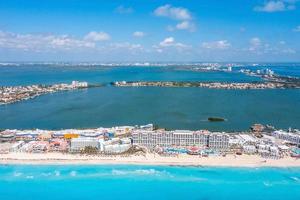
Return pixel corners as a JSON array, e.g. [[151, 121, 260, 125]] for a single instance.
[[1, 153, 300, 167]]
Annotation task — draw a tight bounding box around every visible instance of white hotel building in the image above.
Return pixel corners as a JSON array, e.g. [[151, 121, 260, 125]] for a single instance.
[[70, 138, 99, 152], [132, 130, 229, 150], [208, 134, 230, 149], [272, 130, 300, 145]]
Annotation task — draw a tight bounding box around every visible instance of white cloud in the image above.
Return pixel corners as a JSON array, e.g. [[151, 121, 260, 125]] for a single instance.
[[175, 21, 196, 32], [279, 40, 286, 44], [254, 1, 296, 12], [154, 4, 196, 32], [246, 37, 295, 55], [293, 25, 300, 32], [250, 37, 262, 46], [109, 42, 143, 51], [153, 37, 189, 53], [84, 31, 110, 41], [51, 37, 95, 49], [154, 4, 192, 20], [133, 31, 145, 38], [249, 37, 262, 51], [0, 31, 95, 52], [202, 40, 231, 50], [282, 48, 296, 54], [159, 37, 175, 47], [159, 37, 186, 48], [0, 30, 146, 55], [115, 5, 133, 14]]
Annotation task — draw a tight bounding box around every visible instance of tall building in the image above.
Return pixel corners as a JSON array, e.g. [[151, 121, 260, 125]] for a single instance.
[[132, 130, 229, 150], [208, 133, 229, 149], [70, 138, 99, 152]]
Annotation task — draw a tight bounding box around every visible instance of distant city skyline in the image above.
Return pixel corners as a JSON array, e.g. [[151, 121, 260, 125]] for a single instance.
[[0, 0, 300, 62]]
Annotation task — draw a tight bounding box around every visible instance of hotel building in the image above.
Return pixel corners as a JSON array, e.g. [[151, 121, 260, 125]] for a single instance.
[[272, 130, 300, 145], [132, 130, 229, 150], [70, 138, 99, 152]]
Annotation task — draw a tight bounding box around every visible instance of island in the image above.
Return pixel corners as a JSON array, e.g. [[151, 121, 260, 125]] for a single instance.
[[112, 80, 300, 89], [111, 67, 300, 89]]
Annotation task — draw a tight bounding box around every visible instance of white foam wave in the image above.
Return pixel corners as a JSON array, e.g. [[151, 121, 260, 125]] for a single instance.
[[26, 175, 34, 179], [134, 169, 158, 175], [42, 172, 52, 177], [290, 176, 300, 182], [70, 171, 77, 177], [263, 181, 271, 187], [13, 172, 23, 177], [54, 170, 60, 177], [111, 169, 165, 176]]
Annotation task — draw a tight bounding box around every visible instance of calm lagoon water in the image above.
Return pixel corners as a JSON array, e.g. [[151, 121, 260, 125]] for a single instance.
[[0, 165, 300, 200], [0, 65, 260, 86], [0, 65, 299, 131]]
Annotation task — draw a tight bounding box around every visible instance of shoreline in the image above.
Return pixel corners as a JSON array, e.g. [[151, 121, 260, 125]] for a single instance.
[[1, 153, 300, 167]]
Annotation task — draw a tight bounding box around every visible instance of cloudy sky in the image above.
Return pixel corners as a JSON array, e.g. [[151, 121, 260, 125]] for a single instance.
[[0, 0, 300, 62]]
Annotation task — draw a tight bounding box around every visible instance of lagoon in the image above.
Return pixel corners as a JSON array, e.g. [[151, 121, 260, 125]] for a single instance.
[[0, 65, 299, 131]]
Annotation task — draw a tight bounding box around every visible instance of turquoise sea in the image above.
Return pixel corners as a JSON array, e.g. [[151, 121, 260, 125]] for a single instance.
[[0, 165, 300, 200], [0, 64, 299, 131]]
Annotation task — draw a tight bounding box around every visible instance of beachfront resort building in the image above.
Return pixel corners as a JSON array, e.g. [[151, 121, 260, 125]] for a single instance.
[[132, 130, 229, 150], [208, 133, 230, 149], [271, 130, 300, 145], [242, 145, 257, 154], [70, 138, 99, 152]]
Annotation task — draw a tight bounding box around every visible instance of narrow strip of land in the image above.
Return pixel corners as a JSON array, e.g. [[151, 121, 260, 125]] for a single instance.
[[112, 79, 300, 89]]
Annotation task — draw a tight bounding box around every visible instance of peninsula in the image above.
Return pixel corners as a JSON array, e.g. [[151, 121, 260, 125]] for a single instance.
[[0, 81, 90, 105]]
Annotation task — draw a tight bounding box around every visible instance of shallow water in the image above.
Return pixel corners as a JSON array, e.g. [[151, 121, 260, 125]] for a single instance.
[[0, 165, 300, 200]]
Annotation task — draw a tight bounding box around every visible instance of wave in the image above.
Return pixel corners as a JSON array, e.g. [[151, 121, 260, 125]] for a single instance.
[[26, 175, 34, 179], [41, 172, 52, 177], [70, 171, 77, 177], [111, 169, 167, 176], [290, 176, 300, 182], [54, 170, 61, 177], [13, 172, 23, 177], [263, 181, 272, 187]]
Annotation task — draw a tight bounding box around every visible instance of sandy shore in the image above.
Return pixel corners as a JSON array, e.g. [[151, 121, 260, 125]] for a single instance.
[[0, 153, 300, 167]]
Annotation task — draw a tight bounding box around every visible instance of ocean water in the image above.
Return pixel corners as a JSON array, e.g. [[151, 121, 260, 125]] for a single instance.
[[0, 165, 300, 200], [0, 65, 299, 131]]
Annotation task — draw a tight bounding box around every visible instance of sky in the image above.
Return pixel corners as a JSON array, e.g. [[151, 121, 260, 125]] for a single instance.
[[0, 0, 300, 62]]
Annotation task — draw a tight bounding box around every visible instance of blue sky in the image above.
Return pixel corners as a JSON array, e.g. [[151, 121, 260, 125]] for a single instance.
[[0, 0, 300, 62]]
